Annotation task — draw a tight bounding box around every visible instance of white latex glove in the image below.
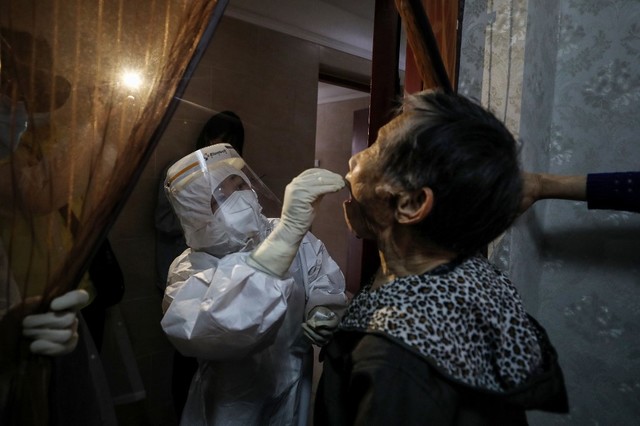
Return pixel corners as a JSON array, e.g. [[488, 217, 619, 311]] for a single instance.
[[301, 306, 340, 346], [22, 289, 90, 356], [248, 168, 345, 277]]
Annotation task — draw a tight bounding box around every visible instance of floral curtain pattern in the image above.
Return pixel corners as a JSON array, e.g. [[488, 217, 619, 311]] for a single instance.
[[459, 0, 640, 424]]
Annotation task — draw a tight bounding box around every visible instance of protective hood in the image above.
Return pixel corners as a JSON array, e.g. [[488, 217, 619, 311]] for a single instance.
[[165, 144, 272, 256]]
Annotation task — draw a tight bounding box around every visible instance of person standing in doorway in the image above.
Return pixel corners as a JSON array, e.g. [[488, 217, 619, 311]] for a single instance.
[[154, 111, 245, 419], [161, 144, 348, 425]]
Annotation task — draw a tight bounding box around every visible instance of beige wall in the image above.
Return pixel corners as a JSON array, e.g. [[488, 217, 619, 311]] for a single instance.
[[313, 96, 370, 277], [309, 95, 369, 418], [105, 15, 370, 425]]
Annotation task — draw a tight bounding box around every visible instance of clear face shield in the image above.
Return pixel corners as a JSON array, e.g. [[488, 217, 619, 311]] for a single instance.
[[165, 143, 281, 257]]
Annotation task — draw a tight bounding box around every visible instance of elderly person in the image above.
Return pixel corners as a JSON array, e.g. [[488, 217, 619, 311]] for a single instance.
[[314, 90, 569, 425], [160, 143, 348, 425]]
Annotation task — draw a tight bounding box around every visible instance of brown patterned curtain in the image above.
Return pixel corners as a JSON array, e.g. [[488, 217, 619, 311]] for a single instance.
[[0, 1, 224, 424]]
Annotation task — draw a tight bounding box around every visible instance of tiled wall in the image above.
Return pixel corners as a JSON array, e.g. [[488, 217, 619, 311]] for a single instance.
[[106, 15, 370, 425]]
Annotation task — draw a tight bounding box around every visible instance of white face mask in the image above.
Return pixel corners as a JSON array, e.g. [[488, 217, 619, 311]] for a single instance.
[[197, 190, 267, 257]]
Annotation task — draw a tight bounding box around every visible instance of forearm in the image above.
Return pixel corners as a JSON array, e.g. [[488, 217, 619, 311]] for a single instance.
[[249, 168, 346, 278], [536, 173, 587, 201], [522, 172, 640, 213]]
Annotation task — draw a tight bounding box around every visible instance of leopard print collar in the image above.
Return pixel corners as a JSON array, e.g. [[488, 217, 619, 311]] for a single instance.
[[340, 255, 543, 392]]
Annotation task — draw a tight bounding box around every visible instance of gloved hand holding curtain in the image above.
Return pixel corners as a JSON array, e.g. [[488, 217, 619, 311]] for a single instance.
[[22, 289, 90, 356]]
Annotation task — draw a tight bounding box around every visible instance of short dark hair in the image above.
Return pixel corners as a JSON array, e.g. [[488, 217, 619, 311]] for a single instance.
[[379, 90, 522, 255], [196, 110, 245, 153]]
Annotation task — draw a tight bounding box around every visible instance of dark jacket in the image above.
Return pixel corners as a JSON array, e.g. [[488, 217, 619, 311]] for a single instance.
[[587, 172, 640, 213], [315, 327, 568, 426]]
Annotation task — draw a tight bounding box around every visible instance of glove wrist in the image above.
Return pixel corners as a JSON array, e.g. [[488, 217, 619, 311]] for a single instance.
[[249, 227, 303, 278]]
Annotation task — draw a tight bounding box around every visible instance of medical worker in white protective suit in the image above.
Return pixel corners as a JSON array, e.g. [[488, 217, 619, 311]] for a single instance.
[[160, 143, 348, 426]]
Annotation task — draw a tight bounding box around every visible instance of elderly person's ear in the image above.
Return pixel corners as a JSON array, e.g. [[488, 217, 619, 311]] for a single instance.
[[394, 188, 434, 224]]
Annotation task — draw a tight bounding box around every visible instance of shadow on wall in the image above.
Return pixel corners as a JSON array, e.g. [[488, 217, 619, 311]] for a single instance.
[[540, 226, 640, 270]]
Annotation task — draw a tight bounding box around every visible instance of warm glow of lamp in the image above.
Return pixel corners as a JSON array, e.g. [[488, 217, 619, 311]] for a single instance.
[[121, 70, 143, 89]]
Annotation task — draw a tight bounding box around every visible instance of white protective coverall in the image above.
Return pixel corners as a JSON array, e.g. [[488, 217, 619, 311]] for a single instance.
[[160, 144, 348, 426]]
